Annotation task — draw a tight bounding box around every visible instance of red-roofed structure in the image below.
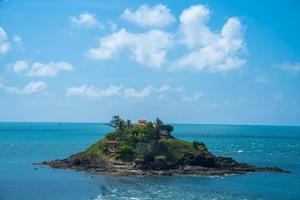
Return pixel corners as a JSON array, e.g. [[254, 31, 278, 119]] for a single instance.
[[107, 140, 118, 153], [138, 119, 147, 126]]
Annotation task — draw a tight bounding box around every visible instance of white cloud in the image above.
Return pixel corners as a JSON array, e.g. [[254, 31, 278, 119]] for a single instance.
[[10, 60, 73, 77], [87, 28, 173, 67], [70, 12, 103, 28], [11, 60, 28, 73], [87, 4, 247, 73], [22, 81, 47, 94], [179, 5, 214, 48], [123, 84, 174, 99], [66, 85, 123, 99], [156, 84, 170, 92], [13, 35, 22, 44], [173, 5, 246, 72], [27, 62, 73, 77], [181, 91, 204, 102], [122, 4, 175, 28], [123, 85, 153, 99], [66, 84, 174, 100], [0, 81, 47, 95], [0, 26, 10, 55], [275, 61, 300, 75]]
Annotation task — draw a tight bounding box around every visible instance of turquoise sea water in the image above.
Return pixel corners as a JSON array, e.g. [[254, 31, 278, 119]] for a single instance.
[[0, 123, 299, 200]]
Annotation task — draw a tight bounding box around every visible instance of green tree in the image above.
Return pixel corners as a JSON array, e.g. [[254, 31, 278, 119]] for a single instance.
[[154, 118, 174, 137], [144, 122, 158, 141], [162, 124, 174, 136], [116, 144, 134, 161], [109, 115, 126, 133]]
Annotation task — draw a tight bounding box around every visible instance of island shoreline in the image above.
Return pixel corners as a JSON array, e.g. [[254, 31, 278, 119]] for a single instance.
[[40, 160, 290, 176]]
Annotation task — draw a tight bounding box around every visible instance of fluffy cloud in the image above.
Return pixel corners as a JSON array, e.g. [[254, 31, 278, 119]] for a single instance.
[[70, 12, 103, 28], [173, 5, 246, 72], [179, 5, 214, 48], [66, 84, 174, 100], [0, 81, 47, 95], [87, 4, 246, 73], [10, 60, 73, 77], [0, 26, 10, 55], [66, 85, 123, 98], [87, 28, 173, 67], [121, 4, 175, 28], [275, 61, 300, 75]]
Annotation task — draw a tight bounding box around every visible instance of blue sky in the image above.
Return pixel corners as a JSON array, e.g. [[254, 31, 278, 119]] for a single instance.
[[0, 0, 299, 125]]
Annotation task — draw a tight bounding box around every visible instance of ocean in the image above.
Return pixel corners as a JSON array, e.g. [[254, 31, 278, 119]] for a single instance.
[[0, 123, 299, 200]]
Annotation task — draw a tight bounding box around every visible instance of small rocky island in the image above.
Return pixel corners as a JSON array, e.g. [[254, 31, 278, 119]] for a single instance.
[[42, 116, 288, 176]]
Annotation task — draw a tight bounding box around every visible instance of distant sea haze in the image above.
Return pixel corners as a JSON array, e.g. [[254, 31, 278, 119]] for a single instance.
[[0, 123, 299, 199]]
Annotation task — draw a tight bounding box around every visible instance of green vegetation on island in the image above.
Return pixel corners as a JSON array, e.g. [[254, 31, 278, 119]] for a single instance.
[[42, 116, 289, 176], [79, 116, 215, 169]]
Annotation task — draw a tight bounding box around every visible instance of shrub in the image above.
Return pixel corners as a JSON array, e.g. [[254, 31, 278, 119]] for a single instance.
[[121, 134, 139, 147], [105, 132, 117, 140], [116, 145, 134, 162], [117, 145, 133, 154]]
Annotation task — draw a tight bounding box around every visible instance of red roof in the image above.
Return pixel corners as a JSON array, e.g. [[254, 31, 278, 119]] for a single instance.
[[138, 119, 147, 124]]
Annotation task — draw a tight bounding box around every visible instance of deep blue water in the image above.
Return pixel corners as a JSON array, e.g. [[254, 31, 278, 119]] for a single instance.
[[0, 123, 299, 200]]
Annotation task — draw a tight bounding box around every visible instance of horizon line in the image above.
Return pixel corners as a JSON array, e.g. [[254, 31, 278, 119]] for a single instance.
[[0, 121, 299, 127]]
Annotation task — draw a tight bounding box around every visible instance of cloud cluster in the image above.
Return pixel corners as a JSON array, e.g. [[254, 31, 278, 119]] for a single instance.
[[0, 81, 47, 95], [87, 28, 173, 67], [70, 12, 103, 28], [0, 27, 10, 55], [122, 4, 175, 28], [174, 5, 246, 72], [66, 84, 173, 100], [11, 60, 73, 77], [87, 4, 246, 72]]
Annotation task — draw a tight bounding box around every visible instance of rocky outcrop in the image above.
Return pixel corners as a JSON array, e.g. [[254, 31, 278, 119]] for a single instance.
[[41, 151, 289, 176]]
